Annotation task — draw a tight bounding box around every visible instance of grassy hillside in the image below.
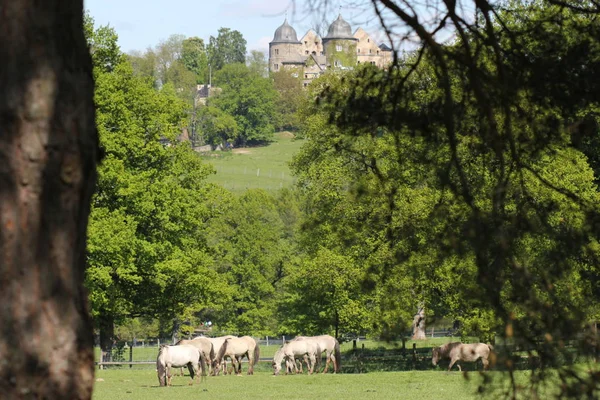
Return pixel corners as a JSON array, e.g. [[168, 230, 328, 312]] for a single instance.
[[201, 132, 304, 193]]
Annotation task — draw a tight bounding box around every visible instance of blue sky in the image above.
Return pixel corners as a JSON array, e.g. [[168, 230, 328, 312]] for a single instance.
[[83, 0, 386, 54]]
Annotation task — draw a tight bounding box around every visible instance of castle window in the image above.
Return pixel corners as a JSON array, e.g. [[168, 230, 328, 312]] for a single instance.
[[274, 63, 279, 70], [377, 50, 380, 55], [312, 51, 316, 55], [369, 49, 372, 54], [304, 41, 307, 45], [370, 61, 375, 65], [336, 45, 342, 51], [315, 41, 318, 46], [274, 48, 279, 55], [303, 82, 308, 87], [357, 48, 360, 53], [367, 38, 370, 42], [305, 50, 309, 55], [305, 74, 308, 78]]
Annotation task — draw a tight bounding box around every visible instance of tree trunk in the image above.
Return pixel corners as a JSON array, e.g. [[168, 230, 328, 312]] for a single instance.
[[0, 1, 98, 398], [99, 313, 115, 368], [411, 307, 427, 340]]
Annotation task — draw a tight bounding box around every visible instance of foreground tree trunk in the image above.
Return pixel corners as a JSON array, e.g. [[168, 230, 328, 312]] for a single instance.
[[0, 1, 98, 398], [411, 307, 427, 340]]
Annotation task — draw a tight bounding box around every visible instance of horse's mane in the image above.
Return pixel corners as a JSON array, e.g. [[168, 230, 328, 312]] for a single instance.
[[438, 342, 462, 356], [157, 344, 169, 358]]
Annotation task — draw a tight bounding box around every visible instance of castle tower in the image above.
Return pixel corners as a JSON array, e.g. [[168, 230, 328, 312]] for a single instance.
[[269, 19, 303, 73], [322, 14, 358, 69]]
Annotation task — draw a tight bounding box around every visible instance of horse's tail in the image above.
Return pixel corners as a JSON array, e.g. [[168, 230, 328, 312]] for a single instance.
[[199, 351, 207, 378], [334, 339, 342, 373], [209, 343, 215, 363], [315, 343, 322, 371], [487, 343, 495, 352], [216, 338, 229, 363], [253, 340, 260, 366]]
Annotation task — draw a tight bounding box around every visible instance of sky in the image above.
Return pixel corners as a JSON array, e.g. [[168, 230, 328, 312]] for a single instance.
[[83, 0, 388, 55]]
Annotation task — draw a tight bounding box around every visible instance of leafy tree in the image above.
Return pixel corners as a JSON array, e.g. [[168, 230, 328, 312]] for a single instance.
[[295, 0, 600, 396], [272, 69, 305, 132], [207, 190, 297, 336], [182, 36, 209, 83], [210, 63, 277, 146], [196, 105, 239, 147], [207, 27, 247, 71], [84, 12, 122, 73], [0, 1, 98, 398], [85, 20, 230, 360], [247, 49, 268, 77]]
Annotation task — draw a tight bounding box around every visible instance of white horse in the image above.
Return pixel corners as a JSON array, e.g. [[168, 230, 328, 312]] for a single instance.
[[175, 337, 214, 376], [156, 344, 206, 386], [432, 342, 494, 371], [294, 335, 341, 373], [215, 336, 260, 375], [205, 335, 236, 375], [272, 339, 322, 375]]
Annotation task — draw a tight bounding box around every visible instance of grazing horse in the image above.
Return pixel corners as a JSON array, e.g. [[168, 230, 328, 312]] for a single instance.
[[156, 344, 206, 386], [175, 338, 214, 376], [206, 335, 236, 375], [272, 339, 322, 375], [294, 335, 341, 373], [215, 336, 260, 375], [432, 342, 494, 371]]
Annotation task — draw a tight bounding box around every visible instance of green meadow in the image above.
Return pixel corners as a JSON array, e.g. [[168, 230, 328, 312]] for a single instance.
[[201, 132, 304, 193], [91, 367, 563, 400]]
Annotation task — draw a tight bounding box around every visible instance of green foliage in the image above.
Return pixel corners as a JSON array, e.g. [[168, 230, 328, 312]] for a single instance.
[[206, 189, 299, 336], [181, 37, 209, 83], [207, 27, 247, 71], [272, 69, 306, 132], [85, 18, 232, 341], [209, 63, 278, 146], [84, 12, 122, 73]]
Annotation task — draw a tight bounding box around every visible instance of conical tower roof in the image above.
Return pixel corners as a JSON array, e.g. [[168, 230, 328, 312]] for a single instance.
[[324, 14, 356, 40], [271, 19, 301, 44]]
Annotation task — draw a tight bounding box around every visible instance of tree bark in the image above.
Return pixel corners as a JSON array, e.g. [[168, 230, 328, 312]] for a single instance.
[[411, 307, 427, 340], [0, 1, 98, 398]]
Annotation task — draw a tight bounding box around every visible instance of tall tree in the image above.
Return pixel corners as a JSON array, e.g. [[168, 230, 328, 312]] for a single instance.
[[182, 36, 209, 83], [210, 63, 277, 146], [207, 27, 247, 71], [0, 1, 98, 398], [298, 0, 600, 396]]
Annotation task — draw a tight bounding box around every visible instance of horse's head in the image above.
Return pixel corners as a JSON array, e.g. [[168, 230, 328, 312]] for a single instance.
[[432, 347, 440, 366], [272, 361, 281, 375]]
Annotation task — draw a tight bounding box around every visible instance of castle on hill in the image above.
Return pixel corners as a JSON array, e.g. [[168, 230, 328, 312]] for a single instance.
[[269, 14, 393, 86]]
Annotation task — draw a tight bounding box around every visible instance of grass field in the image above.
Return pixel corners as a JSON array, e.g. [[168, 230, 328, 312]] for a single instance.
[[201, 132, 304, 193], [91, 368, 560, 400]]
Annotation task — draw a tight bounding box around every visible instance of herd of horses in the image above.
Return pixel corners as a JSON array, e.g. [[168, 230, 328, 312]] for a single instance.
[[156, 336, 493, 386]]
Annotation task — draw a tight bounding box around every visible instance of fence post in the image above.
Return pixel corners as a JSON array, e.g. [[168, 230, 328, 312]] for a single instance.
[[412, 343, 417, 369], [431, 327, 434, 338], [282, 335, 285, 345], [129, 343, 133, 369], [266, 336, 269, 346]]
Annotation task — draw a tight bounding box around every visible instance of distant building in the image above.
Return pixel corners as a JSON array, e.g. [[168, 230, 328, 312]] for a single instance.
[[269, 14, 393, 86]]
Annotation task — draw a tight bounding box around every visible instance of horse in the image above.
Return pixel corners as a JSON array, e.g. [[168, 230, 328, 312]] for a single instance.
[[205, 335, 236, 375], [215, 336, 260, 375], [294, 335, 341, 373], [175, 337, 214, 376], [272, 339, 322, 375], [156, 344, 206, 386], [432, 342, 494, 371]]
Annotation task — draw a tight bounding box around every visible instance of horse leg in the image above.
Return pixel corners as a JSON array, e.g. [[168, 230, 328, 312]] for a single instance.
[[448, 358, 458, 372], [322, 353, 330, 373]]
